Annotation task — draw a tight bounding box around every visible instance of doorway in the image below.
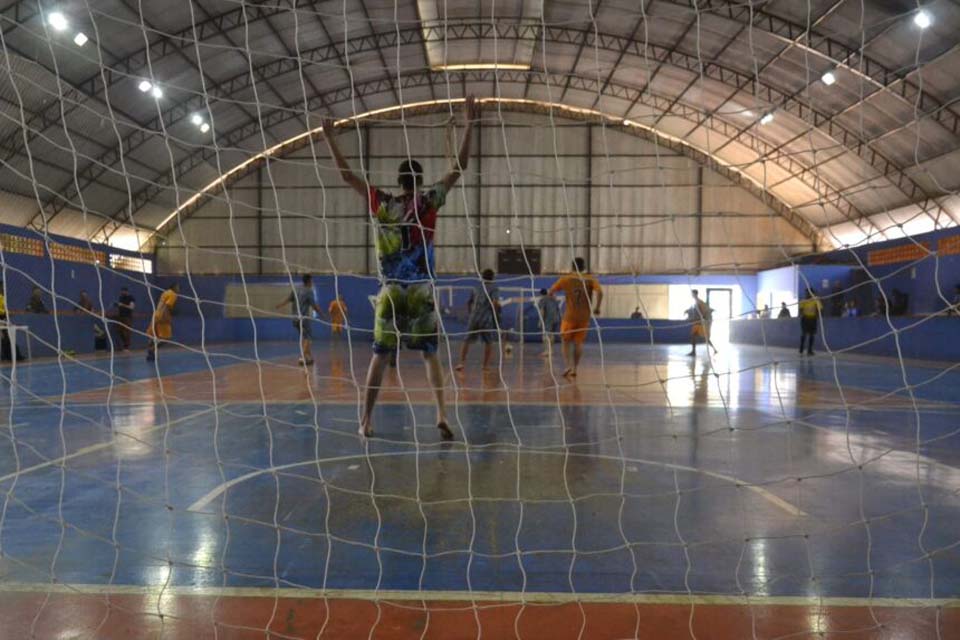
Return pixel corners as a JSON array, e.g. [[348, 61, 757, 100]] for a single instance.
[[706, 288, 733, 344]]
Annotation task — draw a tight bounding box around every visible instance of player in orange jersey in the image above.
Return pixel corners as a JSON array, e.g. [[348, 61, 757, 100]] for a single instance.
[[328, 295, 348, 337], [548, 257, 602, 378]]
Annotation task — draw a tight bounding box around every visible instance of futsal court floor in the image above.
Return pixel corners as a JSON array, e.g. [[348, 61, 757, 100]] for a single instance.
[[0, 339, 958, 638]]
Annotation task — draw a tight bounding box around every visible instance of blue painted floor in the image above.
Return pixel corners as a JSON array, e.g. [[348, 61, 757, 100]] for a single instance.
[[1, 342, 959, 600]]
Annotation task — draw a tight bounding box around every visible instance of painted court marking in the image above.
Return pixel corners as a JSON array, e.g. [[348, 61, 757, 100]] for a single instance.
[[0, 405, 220, 484], [0, 582, 955, 609], [186, 448, 807, 517]]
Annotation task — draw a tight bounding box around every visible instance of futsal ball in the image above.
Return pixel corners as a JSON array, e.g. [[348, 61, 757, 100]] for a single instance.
[[505, 344, 513, 355]]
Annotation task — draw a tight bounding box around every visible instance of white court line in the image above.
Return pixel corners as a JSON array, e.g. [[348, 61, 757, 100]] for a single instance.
[[0, 581, 955, 608], [0, 405, 220, 484], [186, 448, 806, 517]]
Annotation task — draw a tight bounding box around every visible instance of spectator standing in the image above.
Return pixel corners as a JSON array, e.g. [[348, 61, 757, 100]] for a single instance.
[[115, 287, 135, 351], [0, 282, 12, 361], [842, 300, 860, 318], [630, 307, 644, 320], [27, 286, 48, 313], [830, 281, 844, 317], [77, 290, 94, 313], [890, 289, 909, 316], [759, 305, 771, 320], [777, 302, 791, 319], [798, 289, 822, 356]]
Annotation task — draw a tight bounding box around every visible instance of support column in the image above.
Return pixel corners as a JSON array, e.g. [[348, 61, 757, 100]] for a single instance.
[[695, 165, 703, 274], [475, 119, 482, 267], [585, 123, 593, 270], [257, 162, 263, 275], [364, 125, 372, 276]]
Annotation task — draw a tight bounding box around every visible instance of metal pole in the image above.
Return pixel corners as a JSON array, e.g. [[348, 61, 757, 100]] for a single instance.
[[585, 123, 593, 270], [695, 164, 703, 274], [257, 162, 263, 275], [364, 125, 372, 276]]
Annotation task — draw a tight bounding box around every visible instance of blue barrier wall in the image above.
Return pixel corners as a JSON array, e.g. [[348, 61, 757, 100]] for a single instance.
[[730, 316, 960, 362], [799, 227, 960, 315]]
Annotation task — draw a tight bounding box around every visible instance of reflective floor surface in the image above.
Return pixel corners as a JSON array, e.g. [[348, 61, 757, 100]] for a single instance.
[[1, 341, 958, 638]]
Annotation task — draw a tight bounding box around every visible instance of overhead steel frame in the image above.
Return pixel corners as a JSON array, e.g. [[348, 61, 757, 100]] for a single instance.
[[18, 23, 890, 239], [82, 67, 852, 247], [136, 95, 825, 252], [0, 9, 948, 235]]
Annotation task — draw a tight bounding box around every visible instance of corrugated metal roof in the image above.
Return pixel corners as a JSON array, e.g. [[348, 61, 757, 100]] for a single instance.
[[0, 0, 956, 248]]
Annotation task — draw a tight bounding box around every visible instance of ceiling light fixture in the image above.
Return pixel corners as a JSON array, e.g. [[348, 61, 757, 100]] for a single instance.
[[190, 113, 204, 126], [200, 122, 210, 133], [47, 11, 68, 31], [821, 70, 836, 86], [151, 86, 163, 99], [914, 10, 931, 29], [138, 80, 152, 93], [760, 112, 774, 125], [73, 32, 88, 46], [432, 63, 531, 72]]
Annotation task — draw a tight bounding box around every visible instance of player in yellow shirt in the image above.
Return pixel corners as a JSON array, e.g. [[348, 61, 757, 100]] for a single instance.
[[548, 257, 603, 378], [328, 296, 348, 337], [146, 282, 179, 362], [798, 288, 822, 356]]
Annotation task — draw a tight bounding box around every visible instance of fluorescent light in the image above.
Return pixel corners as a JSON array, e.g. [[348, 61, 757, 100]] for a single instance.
[[821, 70, 836, 86], [73, 32, 88, 47], [200, 122, 210, 133], [914, 10, 931, 29], [760, 112, 774, 125], [48, 11, 68, 31], [138, 80, 152, 93], [432, 63, 531, 71], [190, 113, 204, 126], [151, 86, 163, 99]]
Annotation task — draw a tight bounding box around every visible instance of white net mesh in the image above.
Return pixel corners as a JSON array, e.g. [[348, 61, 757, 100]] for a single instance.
[[0, 1, 958, 638]]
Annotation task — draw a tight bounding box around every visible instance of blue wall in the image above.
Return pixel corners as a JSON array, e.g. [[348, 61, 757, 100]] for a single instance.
[[730, 316, 960, 362], [799, 228, 960, 315]]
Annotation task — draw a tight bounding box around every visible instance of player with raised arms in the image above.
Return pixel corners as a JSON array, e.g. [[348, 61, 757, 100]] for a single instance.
[[322, 96, 478, 439]]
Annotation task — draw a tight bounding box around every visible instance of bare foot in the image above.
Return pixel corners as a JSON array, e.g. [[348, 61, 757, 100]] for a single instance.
[[562, 368, 574, 378], [437, 421, 454, 441], [358, 420, 373, 437]]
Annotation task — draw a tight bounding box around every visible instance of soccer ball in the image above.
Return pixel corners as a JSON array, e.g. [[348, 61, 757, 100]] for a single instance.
[[504, 344, 513, 355]]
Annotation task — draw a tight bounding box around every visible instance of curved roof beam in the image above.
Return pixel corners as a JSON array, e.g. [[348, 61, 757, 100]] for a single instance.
[[24, 21, 939, 236], [86, 67, 871, 247], [6, 1, 954, 140], [658, 0, 960, 136], [118, 96, 828, 251]]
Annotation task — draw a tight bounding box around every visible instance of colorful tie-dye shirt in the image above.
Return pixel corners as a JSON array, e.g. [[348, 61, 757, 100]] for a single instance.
[[368, 183, 447, 283]]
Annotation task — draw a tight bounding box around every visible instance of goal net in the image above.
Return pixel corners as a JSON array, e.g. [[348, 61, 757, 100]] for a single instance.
[[0, 1, 957, 638]]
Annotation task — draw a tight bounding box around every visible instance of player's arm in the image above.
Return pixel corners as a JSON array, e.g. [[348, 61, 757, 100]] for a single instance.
[[592, 284, 603, 316], [275, 292, 292, 311], [321, 118, 368, 197], [440, 96, 479, 193]]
